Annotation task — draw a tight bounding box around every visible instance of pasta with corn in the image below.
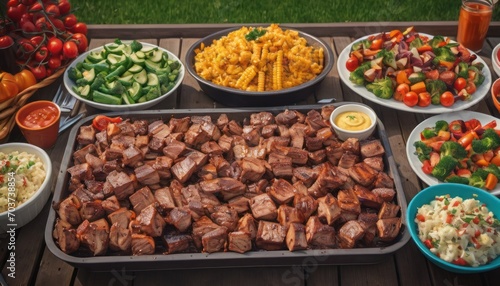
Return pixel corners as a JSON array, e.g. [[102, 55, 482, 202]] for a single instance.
[[193, 24, 325, 92]]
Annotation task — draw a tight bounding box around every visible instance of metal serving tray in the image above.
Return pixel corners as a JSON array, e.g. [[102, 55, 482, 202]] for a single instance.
[[45, 103, 410, 270]]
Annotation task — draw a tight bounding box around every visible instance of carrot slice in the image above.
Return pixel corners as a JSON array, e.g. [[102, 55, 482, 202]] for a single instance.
[[410, 81, 427, 94], [485, 173, 498, 190]]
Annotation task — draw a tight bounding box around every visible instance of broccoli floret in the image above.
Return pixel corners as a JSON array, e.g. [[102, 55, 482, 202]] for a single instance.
[[414, 141, 432, 162], [409, 37, 424, 49], [483, 164, 500, 179], [90, 74, 106, 91], [440, 141, 467, 160], [68, 67, 83, 81], [376, 49, 397, 70], [471, 128, 500, 153], [349, 62, 371, 86], [109, 81, 126, 95], [432, 46, 456, 63], [456, 62, 469, 79], [431, 155, 458, 181], [469, 174, 486, 189], [366, 77, 394, 99], [158, 73, 169, 86], [472, 168, 490, 180], [426, 79, 448, 105], [130, 40, 143, 52], [445, 175, 469, 185], [145, 86, 161, 101], [435, 120, 449, 132], [468, 66, 485, 86], [429, 36, 446, 49]]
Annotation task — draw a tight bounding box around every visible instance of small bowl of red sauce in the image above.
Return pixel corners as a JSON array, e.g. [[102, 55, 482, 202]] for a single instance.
[[15, 100, 61, 149], [491, 78, 500, 113]]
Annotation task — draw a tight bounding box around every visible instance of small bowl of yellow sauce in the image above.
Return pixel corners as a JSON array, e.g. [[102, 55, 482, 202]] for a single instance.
[[329, 103, 377, 141]]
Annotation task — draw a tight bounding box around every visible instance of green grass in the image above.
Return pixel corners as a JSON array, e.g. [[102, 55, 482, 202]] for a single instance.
[[74, 0, 500, 24]]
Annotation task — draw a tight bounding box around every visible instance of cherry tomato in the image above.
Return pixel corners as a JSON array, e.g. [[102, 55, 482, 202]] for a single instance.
[[92, 115, 123, 131], [29, 64, 47, 80], [51, 18, 65, 32], [394, 83, 410, 101], [422, 160, 433, 175], [453, 77, 467, 91], [63, 14, 77, 29], [21, 0, 36, 5], [417, 92, 431, 107], [16, 39, 35, 59], [47, 37, 63, 55], [71, 33, 88, 53], [345, 55, 359, 72], [0, 35, 14, 49], [425, 69, 439, 80], [465, 80, 476, 94], [22, 21, 37, 34], [440, 91, 455, 107], [62, 40, 78, 59], [403, 91, 419, 107], [45, 4, 60, 17], [19, 14, 33, 28], [58, 0, 71, 15], [370, 38, 383, 50], [7, 0, 18, 8], [72, 22, 88, 35], [35, 46, 49, 62], [7, 4, 27, 22], [48, 56, 61, 70]]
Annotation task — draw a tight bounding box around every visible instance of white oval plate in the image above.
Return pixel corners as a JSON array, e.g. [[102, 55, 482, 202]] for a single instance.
[[491, 43, 500, 78], [406, 110, 500, 196], [63, 42, 185, 111], [337, 33, 492, 114]]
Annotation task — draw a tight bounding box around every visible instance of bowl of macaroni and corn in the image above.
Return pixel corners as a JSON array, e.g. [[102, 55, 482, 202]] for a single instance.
[[185, 24, 334, 107], [0, 143, 52, 233]]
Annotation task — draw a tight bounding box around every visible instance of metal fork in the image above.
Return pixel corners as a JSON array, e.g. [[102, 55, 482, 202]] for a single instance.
[[52, 84, 84, 133]]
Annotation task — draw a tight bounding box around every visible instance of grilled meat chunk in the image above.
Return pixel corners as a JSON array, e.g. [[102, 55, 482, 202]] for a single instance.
[[286, 223, 308, 251], [210, 205, 239, 231], [353, 184, 383, 209], [360, 139, 385, 158], [163, 233, 195, 254], [135, 204, 166, 237], [377, 218, 401, 241], [371, 188, 396, 202], [129, 186, 155, 214], [77, 125, 96, 146], [237, 213, 257, 239], [76, 218, 110, 256], [154, 187, 176, 214], [294, 194, 318, 221], [192, 216, 220, 250], [277, 205, 305, 228], [337, 189, 361, 214], [348, 162, 378, 187], [378, 202, 401, 219], [53, 219, 80, 254], [131, 233, 155, 255], [373, 172, 395, 189], [317, 193, 342, 225], [104, 171, 134, 200], [249, 193, 277, 221], [109, 223, 132, 252], [268, 178, 296, 205], [167, 207, 192, 232], [228, 231, 253, 253], [305, 216, 336, 248], [202, 226, 228, 253], [80, 201, 105, 222], [255, 220, 285, 251], [338, 220, 364, 249], [363, 156, 384, 172]]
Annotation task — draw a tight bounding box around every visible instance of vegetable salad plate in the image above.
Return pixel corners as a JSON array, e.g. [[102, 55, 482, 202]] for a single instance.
[[492, 43, 500, 78], [406, 111, 500, 196], [337, 32, 492, 114]]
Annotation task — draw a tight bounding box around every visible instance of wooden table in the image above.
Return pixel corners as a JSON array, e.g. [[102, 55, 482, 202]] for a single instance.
[[2, 22, 500, 286]]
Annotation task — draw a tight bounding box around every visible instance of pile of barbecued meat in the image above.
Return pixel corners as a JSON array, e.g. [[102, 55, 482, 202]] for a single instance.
[[52, 106, 402, 256]]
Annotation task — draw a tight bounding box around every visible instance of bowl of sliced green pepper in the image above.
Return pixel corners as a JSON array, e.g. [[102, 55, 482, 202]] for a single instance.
[[63, 40, 185, 111]]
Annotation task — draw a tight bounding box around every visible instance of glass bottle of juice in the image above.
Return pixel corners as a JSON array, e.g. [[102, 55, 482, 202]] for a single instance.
[[457, 0, 493, 52]]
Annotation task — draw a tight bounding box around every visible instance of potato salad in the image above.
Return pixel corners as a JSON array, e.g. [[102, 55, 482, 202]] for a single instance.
[[415, 195, 500, 267]]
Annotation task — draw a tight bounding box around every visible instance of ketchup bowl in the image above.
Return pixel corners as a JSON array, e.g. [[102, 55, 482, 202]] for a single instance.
[[15, 100, 61, 149]]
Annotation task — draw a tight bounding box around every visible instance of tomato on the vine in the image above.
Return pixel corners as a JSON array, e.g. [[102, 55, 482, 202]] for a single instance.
[[72, 33, 88, 53], [63, 14, 77, 29], [0, 35, 14, 49], [440, 91, 455, 107], [7, 4, 27, 22], [465, 80, 476, 94], [47, 37, 63, 55], [21, 21, 37, 34], [72, 22, 88, 35], [453, 77, 467, 91], [29, 35, 44, 47], [417, 92, 431, 107], [29, 64, 47, 80], [35, 46, 49, 62], [47, 56, 61, 70], [45, 4, 60, 17], [58, 0, 71, 15], [403, 91, 419, 107], [21, 0, 36, 5], [345, 55, 359, 72], [50, 18, 65, 31], [62, 41, 78, 59]]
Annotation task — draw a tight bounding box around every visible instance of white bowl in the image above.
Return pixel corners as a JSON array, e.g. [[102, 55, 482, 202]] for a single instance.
[[329, 103, 377, 141], [492, 43, 500, 78], [0, 143, 52, 233], [63, 42, 185, 111]]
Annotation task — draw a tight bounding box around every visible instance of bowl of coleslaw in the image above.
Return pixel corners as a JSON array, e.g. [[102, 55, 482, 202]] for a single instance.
[[407, 183, 500, 273]]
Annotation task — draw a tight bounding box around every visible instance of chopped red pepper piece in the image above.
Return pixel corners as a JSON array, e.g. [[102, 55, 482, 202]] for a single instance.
[[92, 115, 123, 131]]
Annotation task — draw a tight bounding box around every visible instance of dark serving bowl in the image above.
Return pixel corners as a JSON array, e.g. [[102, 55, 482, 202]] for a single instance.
[[185, 26, 334, 107]]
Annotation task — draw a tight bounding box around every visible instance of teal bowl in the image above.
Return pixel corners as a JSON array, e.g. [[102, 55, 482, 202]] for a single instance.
[[406, 183, 500, 273]]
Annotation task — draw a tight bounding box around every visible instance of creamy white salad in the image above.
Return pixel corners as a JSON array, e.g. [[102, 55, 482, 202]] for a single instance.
[[415, 194, 500, 267]]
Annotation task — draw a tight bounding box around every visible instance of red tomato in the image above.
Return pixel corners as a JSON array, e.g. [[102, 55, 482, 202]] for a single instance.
[[47, 37, 63, 55], [72, 22, 88, 35], [425, 69, 439, 80], [48, 56, 61, 70], [22, 21, 37, 33], [422, 160, 433, 174], [72, 33, 88, 53], [21, 0, 36, 5], [62, 41, 78, 59], [465, 80, 476, 94], [7, 0, 18, 8], [403, 91, 419, 107], [63, 14, 77, 29], [453, 77, 467, 91], [45, 4, 60, 17], [7, 4, 27, 22], [345, 54, 359, 72], [394, 83, 410, 101], [16, 39, 35, 59], [58, 0, 71, 15], [440, 91, 455, 107], [370, 38, 383, 50], [0, 35, 14, 49], [35, 46, 49, 62], [51, 18, 65, 31], [92, 115, 123, 131], [29, 64, 47, 80], [417, 92, 431, 107], [30, 35, 44, 47]]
